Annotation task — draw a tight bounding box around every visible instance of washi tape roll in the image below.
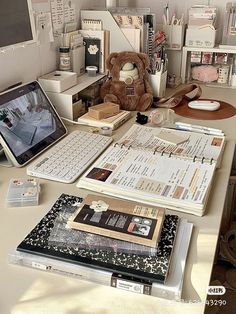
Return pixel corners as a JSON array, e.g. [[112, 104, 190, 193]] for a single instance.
[[149, 109, 165, 126], [99, 126, 112, 136]]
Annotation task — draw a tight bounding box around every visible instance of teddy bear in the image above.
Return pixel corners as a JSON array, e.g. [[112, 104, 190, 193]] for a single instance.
[[100, 51, 153, 111]]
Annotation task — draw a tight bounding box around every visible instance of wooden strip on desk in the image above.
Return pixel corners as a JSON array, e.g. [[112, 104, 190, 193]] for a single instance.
[[174, 99, 236, 120]]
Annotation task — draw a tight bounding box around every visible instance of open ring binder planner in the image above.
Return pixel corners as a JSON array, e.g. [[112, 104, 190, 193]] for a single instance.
[[76, 124, 225, 216]]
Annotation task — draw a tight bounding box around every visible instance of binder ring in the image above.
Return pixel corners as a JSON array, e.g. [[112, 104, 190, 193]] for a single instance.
[[201, 157, 205, 164], [193, 155, 197, 162], [169, 152, 172, 158]]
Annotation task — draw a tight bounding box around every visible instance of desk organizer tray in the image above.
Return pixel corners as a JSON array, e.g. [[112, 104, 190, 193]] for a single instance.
[[6, 178, 40, 207], [16, 194, 179, 284]]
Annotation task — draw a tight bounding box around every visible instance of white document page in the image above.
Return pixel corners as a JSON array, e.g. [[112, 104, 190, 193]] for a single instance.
[[82, 145, 216, 206], [118, 125, 225, 162]]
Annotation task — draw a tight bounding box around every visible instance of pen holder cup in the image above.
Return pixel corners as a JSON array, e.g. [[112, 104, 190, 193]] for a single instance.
[[149, 71, 167, 98]]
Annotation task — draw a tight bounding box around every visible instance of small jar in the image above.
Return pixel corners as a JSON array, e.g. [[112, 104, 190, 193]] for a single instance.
[[86, 65, 97, 77], [59, 47, 71, 71]]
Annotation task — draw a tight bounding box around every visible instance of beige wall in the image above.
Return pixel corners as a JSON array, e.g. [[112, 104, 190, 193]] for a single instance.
[[0, 0, 228, 91], [0, 0, 93, 91]]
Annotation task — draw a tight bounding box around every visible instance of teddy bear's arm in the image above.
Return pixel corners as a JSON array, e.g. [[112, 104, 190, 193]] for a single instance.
[[100, 80, 112, 99], [144, 78, 153, 95]]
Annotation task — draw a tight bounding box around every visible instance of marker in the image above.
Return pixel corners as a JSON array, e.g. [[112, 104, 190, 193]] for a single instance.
[[175, 122, 224, 135], [175, 125, 224, 136]]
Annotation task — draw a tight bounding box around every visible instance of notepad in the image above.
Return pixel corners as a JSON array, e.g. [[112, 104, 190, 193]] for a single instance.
[[82, 19, 102, 30], [155, 130, 189, 145]]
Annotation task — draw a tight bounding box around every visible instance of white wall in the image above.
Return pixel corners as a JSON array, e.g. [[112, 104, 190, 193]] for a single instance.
[[0, 0, 228, 91], [0, 0, 93, 92]]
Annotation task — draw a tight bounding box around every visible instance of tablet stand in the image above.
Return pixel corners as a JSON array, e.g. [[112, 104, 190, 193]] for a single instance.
[[0, 146, 14, 167]]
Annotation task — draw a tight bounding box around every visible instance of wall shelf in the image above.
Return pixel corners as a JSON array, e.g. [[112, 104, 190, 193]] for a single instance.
[[181, 46, 236, 87]]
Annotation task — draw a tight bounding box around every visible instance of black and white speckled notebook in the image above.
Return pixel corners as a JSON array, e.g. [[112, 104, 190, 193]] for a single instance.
[[17, 194, 179, 283]]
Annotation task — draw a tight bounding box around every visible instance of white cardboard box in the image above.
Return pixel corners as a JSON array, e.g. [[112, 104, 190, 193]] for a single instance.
[[185, 28, 216, 48], [38, 71, 77, 93]]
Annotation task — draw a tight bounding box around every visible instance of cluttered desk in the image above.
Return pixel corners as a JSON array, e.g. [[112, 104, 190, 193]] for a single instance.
[[0, 83, 236, 314]]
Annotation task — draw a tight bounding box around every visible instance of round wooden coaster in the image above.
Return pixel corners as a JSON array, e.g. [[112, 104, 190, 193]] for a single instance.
[[174, 99, 236, 120]]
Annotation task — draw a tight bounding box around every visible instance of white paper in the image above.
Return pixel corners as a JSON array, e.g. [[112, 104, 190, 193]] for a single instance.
[[50, 0, 76, 36], [50, 0, 64, 36], [118, 124, 225, 163], [155, 131, 189, 145], [64, 0, 76, 24], [35, 12, 54, 43], [82, 145, 216, 206]]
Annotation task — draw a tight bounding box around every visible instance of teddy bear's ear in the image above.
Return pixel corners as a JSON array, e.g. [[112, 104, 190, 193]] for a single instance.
[[106, 52, 118, 70], [137, 52, 149, 69]]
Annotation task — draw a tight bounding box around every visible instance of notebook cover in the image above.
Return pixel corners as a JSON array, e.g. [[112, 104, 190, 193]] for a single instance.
[[80, 30, 105, 73], [17, 194, 179, 283], [68, 194, 165, 248], [48, 203, 158, 256], [84, 37, 101, 71], [77, 110, 131, 130]]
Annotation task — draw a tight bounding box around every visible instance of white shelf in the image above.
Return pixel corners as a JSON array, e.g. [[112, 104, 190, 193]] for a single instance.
[[181, 45, 236, 85], [61, 73, 105, 96], [183, 45, 236, 54]]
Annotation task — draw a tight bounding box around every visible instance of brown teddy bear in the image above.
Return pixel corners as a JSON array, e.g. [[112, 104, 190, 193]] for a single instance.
[[100, 51, 153, 111]]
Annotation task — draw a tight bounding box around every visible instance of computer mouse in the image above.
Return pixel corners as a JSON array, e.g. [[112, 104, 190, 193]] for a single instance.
[[188, 100, 220, 111]]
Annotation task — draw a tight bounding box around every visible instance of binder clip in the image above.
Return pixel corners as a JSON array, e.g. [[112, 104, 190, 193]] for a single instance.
[[136, 112, 148, 125]]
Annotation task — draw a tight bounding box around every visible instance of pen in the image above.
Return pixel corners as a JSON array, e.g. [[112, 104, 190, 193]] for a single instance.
[[165, 3, 170, 25], [175, 122, 224, 134], [175, 125, 224, 136]]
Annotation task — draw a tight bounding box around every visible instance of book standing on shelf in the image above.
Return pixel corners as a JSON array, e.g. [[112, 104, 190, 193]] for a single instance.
[[76, 124, 226, 216], [79, 29, 110, 74], [83, 37, 101, 72]]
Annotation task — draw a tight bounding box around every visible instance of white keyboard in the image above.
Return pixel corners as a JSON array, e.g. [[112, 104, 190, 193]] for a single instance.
[[27, 130, 113, 183]]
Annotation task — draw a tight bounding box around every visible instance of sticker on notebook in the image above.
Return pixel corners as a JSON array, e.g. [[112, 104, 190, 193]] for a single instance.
[[12, 179, 24, 186], [22, 187, 37, 197], [88, 44, 99, 55], [90, 200, 109, 212]]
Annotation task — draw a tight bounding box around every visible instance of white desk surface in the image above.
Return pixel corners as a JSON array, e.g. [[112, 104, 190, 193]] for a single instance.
[[1, 86, 236, 314]]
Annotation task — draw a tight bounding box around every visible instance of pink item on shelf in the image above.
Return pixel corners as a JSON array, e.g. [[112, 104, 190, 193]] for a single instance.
[[191, 65, 218, 82]]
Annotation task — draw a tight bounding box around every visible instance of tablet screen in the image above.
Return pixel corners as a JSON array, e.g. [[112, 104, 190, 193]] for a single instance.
[[0, 81, 67, 165]]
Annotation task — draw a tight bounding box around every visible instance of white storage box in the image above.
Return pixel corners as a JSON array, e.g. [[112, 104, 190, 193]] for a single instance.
[[185, 28, 216, 48], [38, 71, 77, 93], [6, 178, 40, 207], [158, 24, 185, 50]]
